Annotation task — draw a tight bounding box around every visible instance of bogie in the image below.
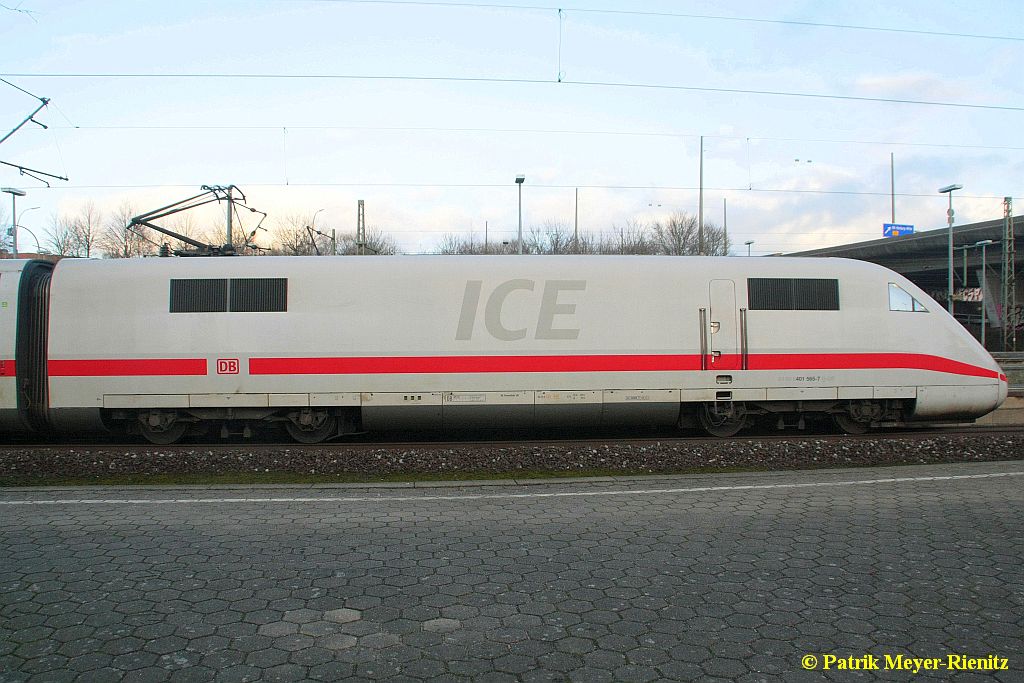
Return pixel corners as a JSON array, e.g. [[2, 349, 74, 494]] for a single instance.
[[833, 413, 871, 434], [138, 410, 189, 445], [698, 402, 748, 438], [284, 410, 338, 444]]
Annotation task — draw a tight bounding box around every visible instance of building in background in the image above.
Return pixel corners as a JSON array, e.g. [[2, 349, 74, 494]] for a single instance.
[[791, 215, 1023, 352]]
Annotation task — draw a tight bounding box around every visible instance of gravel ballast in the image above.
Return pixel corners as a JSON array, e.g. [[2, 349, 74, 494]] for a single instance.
[[1, 431, 1022, 485]]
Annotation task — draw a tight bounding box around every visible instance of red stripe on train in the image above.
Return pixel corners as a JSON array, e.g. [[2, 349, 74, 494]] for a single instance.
[[0, 359, 15, 377], [248, 353, 1000, 380], [249, 354, 704, 375], [48, 359, 208, 376], [38, 354, 1000, 380], [747, 353, 999, 379]]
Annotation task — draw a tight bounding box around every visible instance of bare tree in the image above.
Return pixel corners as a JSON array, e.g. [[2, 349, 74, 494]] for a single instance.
[[522, 221, 579, 255], [437, 231, 499, 255], [599, 219, 657, 255], [0, 206, 8, 256], [47, 213, 78, 256], [336, 228, 398, 255], [437, 233, 469, 255], [570, 231, 601, 254], [100, 201, 154, 258], [637, 211, 730, 256], [702, 221, 731, 256], [267, 212, 399, 256], [437, 231, 516, 255], [72, 201, 100, 258], [650, 212, 697, 255], [437, 221, 598, 256], [161, 213, 210, 253], [46, 203, 100, 257], [270, 213, 324, 255]]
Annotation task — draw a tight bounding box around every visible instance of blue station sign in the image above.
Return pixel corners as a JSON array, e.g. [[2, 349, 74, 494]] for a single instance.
[[883, 223, 915, 238]]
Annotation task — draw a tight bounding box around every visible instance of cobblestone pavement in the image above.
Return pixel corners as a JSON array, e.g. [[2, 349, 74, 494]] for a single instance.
[[1, 462, 1022, 682]]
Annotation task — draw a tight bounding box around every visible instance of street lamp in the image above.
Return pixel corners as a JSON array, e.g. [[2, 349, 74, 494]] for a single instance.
[[2, 188, 26, 257], [744, 240, 754, 256], [938, 183, 963, 314], [515, 175, 525, 255], [16, 225, 42, 254], [14, 206, 40, 254], [305, 208, 328, 254]]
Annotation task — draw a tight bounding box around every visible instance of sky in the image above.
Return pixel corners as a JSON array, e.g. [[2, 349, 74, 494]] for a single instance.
[[1, 0, 1022, 254]]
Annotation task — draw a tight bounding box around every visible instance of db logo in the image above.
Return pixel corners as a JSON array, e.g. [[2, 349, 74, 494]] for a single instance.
[[217, 359, 240, 375]]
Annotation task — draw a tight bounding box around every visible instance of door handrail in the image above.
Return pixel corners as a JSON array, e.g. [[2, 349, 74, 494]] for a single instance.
[[740, 307, 748, 370], [699, 307, 708, 371]]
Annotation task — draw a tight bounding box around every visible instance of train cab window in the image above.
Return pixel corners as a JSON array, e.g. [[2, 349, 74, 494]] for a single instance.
[[888, 283, 928, 312]]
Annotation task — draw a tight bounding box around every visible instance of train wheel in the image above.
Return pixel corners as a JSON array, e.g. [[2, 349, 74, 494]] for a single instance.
[[139, 411, 188, 445], [285, 411, 337, 444], [833, 414, 871, 435], [698, 403, 746, 438]]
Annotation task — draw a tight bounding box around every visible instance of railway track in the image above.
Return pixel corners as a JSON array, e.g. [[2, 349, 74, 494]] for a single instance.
[[3, 426, 1020, 487]]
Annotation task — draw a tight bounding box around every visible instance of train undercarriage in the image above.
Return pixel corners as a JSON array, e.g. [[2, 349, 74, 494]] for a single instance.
[[109, 398, 910, 444]]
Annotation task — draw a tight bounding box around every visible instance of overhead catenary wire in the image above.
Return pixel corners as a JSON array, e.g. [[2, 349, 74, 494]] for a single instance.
[[297, 0, 1024, 43], [22, 179, 1015, 200], [0, 3, 38, 22], [4, 9, 1015, 257], [30, 124, 1024, 153], [2, 72, 1020, 112], [0, 76, 46, 102], [1, 77, 71, 184], [47, 124, 70, 182]]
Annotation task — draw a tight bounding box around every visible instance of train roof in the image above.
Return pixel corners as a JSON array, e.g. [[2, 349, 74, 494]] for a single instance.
[[51, 254, 896, 282]]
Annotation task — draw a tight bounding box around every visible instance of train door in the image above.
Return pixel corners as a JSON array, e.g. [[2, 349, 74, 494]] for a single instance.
[[0, 260, 53, 433], [19, 263, 52, 432], [708, 279, 739, 371]]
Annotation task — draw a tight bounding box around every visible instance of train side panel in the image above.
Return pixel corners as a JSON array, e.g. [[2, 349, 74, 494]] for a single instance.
[[44, 256, 1006, 433], [741, 262, 1003, 419]]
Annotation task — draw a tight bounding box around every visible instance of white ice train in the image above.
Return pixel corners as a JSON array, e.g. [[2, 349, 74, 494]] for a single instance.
[[0, 255, 1008, 443]]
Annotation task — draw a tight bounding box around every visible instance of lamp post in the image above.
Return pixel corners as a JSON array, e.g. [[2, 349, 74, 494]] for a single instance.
[[744, 240, 754, 256], [307, 208, 327, 254], [515, 175, 525, 255], [16, 225, 42, 253], [15, 206, 39, 254], [698, 135, 704, 255], [2, 188, 27, 257], [574, 188, 579, 254], [938, 184, 963, 314]]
